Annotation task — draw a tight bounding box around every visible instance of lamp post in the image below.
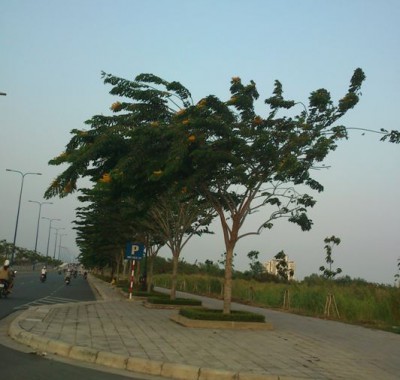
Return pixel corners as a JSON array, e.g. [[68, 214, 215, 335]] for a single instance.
[[58, 233, 67, 260], [42, 217, 60, 263], [59, 246, 71, 262], [53, 227, 65, 259], [6, 169, 42, 264], [28, 200, 53, 253]]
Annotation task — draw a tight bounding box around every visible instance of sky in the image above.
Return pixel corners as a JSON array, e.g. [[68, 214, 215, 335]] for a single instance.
[[1, 0, 399, 284]]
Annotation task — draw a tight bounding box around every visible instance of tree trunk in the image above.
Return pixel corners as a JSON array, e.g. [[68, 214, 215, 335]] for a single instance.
[[122, 258, 128, 281], [223, 245, 234, 314], [147, 255, 154, 293], [170, 253, 179, 300], [218, 209, 240, 315], [115, 250, 122, 282]]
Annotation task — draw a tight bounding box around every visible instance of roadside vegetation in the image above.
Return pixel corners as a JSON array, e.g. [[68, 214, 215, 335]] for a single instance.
[[94, 255, 399, 332], [0, 239, 62, 268], [42, 68, 399, 317], [153, 273, 399, 332]]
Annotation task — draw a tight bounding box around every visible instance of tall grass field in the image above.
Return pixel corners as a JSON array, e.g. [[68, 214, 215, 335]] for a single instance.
[[153, 274, 400, 333]]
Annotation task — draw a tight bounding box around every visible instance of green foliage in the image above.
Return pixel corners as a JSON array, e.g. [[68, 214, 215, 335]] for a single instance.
[[197, 259, 225, 276], [395, 258, 400, 285], [147, 296, 201, 306], [0, 239, 61, 267], [154, 273, 224, 295], [154, 273, 400, 330], [319, 235, 342, 279], [44, 68, 400, 315], [246, 250, 266, 279], [180, 307, 265, 322], [274, 250, 294, 280]]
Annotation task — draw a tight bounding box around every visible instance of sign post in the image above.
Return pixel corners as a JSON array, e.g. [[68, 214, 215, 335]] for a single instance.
[[125, 242, 145, 300], [129, 260, 135, 300]]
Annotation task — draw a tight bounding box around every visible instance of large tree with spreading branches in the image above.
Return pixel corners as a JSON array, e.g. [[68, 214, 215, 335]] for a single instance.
[[45, 68, 399, 313]]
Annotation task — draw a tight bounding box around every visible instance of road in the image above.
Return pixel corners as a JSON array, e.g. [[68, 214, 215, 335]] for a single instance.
[[0, 270, 94, 319], [0, 270, 166, 380]]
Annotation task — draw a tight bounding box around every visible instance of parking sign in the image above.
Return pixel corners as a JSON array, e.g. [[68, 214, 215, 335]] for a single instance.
[[125, 242, 145, 260]]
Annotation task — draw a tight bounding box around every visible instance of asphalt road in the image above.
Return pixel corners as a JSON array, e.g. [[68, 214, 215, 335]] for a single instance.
[[0, 270, 94, 319], [0, 270, 168, 380]]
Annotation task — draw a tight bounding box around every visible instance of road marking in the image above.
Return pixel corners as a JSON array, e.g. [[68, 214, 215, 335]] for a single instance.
[[13, 296, 84, 311]]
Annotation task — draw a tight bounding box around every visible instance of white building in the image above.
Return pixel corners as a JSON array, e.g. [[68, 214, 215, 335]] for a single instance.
[[264, 254, 296, 280]]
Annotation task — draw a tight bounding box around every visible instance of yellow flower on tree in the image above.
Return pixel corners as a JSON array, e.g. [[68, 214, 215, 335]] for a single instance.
[[63, 181, 73, 194], [111, 102, 122, 112], [99, 173, 112, 183], [232, 77, 241, 83], [253, 116, 263, 125], [182, 119, 190, 125], [153, 170, 162, 176], [197, 99, 207, 108], [150, 121, 159, 127], [188, 135, 196, 142]]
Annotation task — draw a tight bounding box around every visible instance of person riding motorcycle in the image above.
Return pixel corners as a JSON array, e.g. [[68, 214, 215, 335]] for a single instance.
[[64, 268, 71, 284], [40, 266, 47, 281], [0, 260, 15, 293]]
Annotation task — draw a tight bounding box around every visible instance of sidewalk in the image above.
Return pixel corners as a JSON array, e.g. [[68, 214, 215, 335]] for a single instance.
[[8, 275, 400, 380]]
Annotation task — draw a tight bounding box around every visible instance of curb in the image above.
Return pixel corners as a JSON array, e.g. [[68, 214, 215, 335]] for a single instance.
[[8, 276, 307, 380], [170, 314, 273, 330], [9, 313, 285, 380]]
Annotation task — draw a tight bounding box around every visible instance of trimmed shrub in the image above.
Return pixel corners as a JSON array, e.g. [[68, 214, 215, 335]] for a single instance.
[[180, 307, 265, 322], [147, 296, 202, 306]]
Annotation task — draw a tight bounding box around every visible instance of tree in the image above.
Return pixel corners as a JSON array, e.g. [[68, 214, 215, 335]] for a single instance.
[[45, 69, 399, 315], [159, 68, 368, 313], [44, 73, 207, 283], [141, 191, 215, 299], [319, 235, 342, 279], [274, 250, 294, 280], [73, 181, 137, 276], [145, 240, 164, 292], [197, 259, 224, 276], [247, 250, 265, 279]]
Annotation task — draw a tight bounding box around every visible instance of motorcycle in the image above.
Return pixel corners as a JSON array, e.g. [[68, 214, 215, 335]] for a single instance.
[[0, 279, 9, 298], [40, 273, 47, 283], [65, 276, 71, 285], [0, 271, 16, 298], [83, 271, 88, 280]]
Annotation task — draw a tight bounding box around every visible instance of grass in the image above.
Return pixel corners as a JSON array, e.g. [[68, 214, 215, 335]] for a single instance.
[[180, 307, 265, 322], [92, 272, 400, 331], [153, 274, 400, 332], [147, 295, 201, 306]]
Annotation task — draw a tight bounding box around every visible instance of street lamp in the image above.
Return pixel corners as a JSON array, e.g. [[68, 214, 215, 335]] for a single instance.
[[42, 217, 60, 262], [58, 233, 67, 260], [53, 227, 65, 259], [28, 200, 53, 253], [6, 169, 42, 264], [59, 246, 67, 262], [60, 246, 71, 262]]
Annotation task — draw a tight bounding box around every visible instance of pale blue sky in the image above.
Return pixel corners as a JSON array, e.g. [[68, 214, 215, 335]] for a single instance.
[[1, 0, 399, 283]]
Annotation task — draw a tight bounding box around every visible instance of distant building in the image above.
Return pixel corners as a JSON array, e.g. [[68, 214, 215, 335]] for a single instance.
[[264, 254, 296, 280]]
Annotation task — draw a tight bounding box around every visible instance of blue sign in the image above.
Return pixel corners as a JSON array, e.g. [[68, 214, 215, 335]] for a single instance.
[[125, 242, 145, 260]]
